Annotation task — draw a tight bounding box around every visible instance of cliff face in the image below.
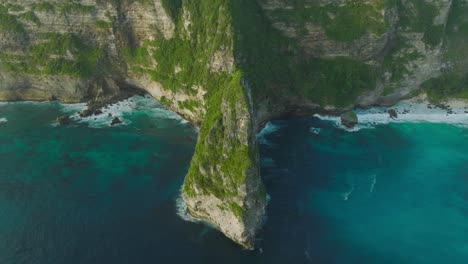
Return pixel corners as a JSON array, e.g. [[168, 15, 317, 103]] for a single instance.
[[0, 0, 192, 115], [253, 0, 463, 111], [1, 0, 468, 249]]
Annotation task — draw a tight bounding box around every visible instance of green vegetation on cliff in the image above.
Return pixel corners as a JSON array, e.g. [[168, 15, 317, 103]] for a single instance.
[[231, 0, 379, 107], [424, 0, 468, 102], [152, 1, 253, 200], [422, 73, 468, 102], [29, 2, 55, 13], [398, 0, 444, 47], [445, 0, 468, 73], [0, 4, 26, 35], [126, 0, 382, 109], [161, 0, 182, 21], [269, 0, 391, 42], [133, 0, 263, 222], [183, 72, 254, 200], [0, 33, 102, 78], [135, 0, 386, 209], [146, 0, 381, 207], [0, 2, 103, 78]]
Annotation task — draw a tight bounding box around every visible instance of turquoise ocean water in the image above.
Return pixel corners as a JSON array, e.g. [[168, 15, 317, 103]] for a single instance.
[[0, 96, 467, 263]]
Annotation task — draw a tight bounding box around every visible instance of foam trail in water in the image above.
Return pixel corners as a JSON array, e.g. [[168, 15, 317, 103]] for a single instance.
[[369, 174, 377, 193], [0, 118, 7, 124], [59, 103, 87, 114], [316, 100, 468, 131], [310, 127, 321, 135], [257, 122, 281, 146], [342, 184, 355, 201]]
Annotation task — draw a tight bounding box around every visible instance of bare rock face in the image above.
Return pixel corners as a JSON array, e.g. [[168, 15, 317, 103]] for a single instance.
[[258, 0, 399, 62], [57, 115, 71, 125], [388, 109, 398, 119], [110, 117, 123, 126], [341, 111, 358, 128]]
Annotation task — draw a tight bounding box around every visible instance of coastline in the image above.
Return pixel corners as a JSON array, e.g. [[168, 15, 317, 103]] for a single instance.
[[315, 96, 468, 131], [0, 95, 190, 129], [3, 92, 467, 131]]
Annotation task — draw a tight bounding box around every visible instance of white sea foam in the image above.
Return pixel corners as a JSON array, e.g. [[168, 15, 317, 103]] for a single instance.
[[310, 127, 321, 135], [342, 184, 355, 201], [71, 95, 188, 128], [0, 117, 7, 123], [369, 174, 377, 193], [70, 100, 132, 128], [59, 103, 87, 114], [175, 195, 200, 223], [315, 100, 468, 131], [257, 122, 281, 145]]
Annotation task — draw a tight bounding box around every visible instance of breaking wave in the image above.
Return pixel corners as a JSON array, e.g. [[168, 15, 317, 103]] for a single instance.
[[257, 122, 282, 146], [310, 127, 321, 135], [59, 103, 87, 114], [175, 194, 200, 223], [315, 100, 468, 132], [70, 95, 189, 128]]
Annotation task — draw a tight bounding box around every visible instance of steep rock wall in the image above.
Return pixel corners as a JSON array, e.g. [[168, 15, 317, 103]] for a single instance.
[[0, 0, 175, 104]]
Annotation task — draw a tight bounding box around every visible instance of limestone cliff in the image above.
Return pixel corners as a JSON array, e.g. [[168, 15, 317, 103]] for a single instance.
[[1, 0, 468, 249]]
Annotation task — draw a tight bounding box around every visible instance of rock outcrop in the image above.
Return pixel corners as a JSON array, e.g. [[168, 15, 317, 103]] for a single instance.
[[1, 0, 468, 249], [110, 117, 122, 126], [57, 115, 70, 125], [341, 111, 358, 128], [388, 109, 398, 119], [183, 78, 266, 249]]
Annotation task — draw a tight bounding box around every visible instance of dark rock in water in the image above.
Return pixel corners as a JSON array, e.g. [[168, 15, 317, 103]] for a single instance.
[[341, 111, 358, 128], [111, 117, 122, 126], [94, 109, 103, 115], [79, 109, 94, 118], [388, 109, 398, 119], [440, 104, 449, 110], [49, 95, 58, 101], [57, 116, 71, 125], [108, 113, 112, 117]]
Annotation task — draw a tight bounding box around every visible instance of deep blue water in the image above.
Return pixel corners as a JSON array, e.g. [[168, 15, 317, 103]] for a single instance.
[[0, 97, 467, 263]]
